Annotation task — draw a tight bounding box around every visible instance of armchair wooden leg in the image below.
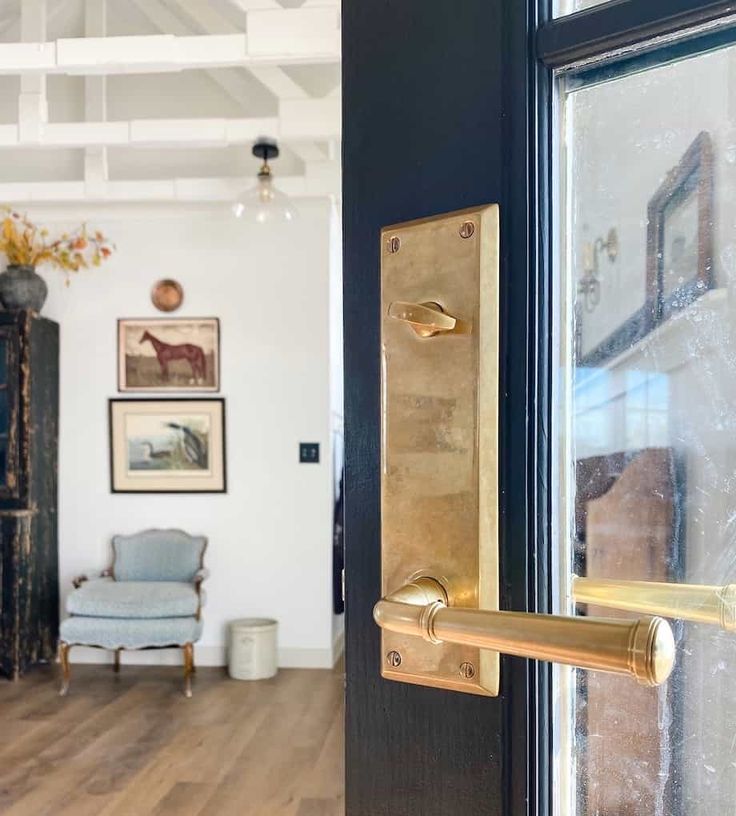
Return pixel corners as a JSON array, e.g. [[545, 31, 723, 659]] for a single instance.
[[183, 643, 194, 698], [59, 642, 71, 696], [113, 649, 121, 673]]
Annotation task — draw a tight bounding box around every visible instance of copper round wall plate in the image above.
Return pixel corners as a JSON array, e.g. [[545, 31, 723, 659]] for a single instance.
[[151, 279, 184, 312]]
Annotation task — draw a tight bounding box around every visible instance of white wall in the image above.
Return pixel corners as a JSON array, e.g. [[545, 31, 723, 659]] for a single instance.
[[28, 198, 340, 668]]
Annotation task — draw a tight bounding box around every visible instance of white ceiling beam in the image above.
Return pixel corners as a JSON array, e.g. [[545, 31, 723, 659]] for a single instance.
[[0, 11, 340, 76], [249, 65, 307, 99], [164, 1, 330, 164], [228, 0, 286, 9], [230, 0, 339, 8], [0, 109, 340, 148], [18, 0, 48, 144], [247, 7, 340, 60], [84, 0, 108, 192], [167, 0, 311, 99], [129, 0, 256, 113], [0, 170, 340, 203]]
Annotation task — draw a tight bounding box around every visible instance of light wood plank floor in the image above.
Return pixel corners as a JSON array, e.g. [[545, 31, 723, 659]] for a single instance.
[[0, 661, 344, 816]]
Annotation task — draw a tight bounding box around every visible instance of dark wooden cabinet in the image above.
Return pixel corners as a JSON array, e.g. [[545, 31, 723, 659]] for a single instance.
[[0, 312, 59, 679]]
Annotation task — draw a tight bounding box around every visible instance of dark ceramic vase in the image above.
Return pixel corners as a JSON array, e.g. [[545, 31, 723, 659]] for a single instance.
[[0, 265, 48, 313]]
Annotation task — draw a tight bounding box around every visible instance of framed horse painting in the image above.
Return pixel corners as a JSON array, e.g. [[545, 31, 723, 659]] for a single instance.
[[118, 318, 220, 392]]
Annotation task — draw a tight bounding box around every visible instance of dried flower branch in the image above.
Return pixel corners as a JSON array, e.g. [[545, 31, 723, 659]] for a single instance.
[[0, 207, 115, 283]]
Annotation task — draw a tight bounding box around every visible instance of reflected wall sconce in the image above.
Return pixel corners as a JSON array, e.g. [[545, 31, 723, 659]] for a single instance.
[[232, 138, 298, 225], [577, 227, 618, 313]]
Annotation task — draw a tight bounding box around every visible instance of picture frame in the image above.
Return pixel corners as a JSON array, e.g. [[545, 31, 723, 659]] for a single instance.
[[118, 318, 220, 393], [579, 131, 714, 367], [647, 130, 714, 324], [109, 398, 226, 494]]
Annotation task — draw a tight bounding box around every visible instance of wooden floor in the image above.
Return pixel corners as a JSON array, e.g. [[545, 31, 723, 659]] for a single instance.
[[0, 661, 344, 816]]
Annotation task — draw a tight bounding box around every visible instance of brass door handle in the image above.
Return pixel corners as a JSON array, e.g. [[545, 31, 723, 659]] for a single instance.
[[374, 577, 675, 687], [573, 577, 736, 632], [387, 301, 469, 337]]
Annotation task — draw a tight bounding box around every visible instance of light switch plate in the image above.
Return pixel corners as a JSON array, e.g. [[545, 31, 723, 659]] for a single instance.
[[299, 442, 320, 463]]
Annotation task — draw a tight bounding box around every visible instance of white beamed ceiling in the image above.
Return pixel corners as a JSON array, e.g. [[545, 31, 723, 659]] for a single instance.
[[0, 0, 342, 201]]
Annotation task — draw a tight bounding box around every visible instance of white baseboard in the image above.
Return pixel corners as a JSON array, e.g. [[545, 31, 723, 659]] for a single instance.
[[68, 645, 226, 667], [68, 644, 335, 669], [278, 647, 334, 669]]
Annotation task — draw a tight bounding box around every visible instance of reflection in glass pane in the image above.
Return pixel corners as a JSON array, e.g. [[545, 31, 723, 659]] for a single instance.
[[0, 391, 8, 433], [0, 338, 7, 384], [0, 436, 6, 487], [555, 43, 736, 816], [555, 0, 611, 17]]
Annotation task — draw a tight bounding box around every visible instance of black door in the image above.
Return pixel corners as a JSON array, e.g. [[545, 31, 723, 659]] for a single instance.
[[343, 2, 736, 814]]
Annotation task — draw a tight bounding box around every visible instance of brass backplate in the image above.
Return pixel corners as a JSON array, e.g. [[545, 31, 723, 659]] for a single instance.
[[380, 205, 500, 696]]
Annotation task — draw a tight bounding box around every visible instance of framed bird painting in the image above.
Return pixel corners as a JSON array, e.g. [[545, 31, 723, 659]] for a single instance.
[[117, 318, 220, 392], [109, 399, 226, 493]]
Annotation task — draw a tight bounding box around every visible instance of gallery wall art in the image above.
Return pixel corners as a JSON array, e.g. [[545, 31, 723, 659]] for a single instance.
[[109, 398, 226, 493], [150, 278, 184, 312], [118, 318, 220, 393]]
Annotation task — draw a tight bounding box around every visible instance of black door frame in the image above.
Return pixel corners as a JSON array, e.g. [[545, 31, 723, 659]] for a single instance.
[[342, 1, 736, 814]]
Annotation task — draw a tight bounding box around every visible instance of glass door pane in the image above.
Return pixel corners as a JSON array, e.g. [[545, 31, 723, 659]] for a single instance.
[[554, 40, 736, 815], [555, 0, 611, 16]]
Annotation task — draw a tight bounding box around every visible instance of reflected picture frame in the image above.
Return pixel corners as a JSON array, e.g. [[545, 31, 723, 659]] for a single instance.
[[646, 130, 714, 325], [579, 131, 714, 368]]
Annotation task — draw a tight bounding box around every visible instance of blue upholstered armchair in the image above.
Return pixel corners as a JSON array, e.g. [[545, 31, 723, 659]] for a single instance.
[[59, 529, 208, 698]]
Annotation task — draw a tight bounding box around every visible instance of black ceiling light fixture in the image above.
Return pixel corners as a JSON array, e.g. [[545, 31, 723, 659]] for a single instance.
[[232, 137, 298, 224]]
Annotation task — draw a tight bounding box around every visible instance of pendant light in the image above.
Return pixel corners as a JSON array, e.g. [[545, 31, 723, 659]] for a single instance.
[[232, 138, 297, 224]]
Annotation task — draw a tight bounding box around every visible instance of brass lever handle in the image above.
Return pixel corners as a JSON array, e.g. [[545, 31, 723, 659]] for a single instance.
[[387, 301, 469, 337], [573, 577, 736, 632], [374, 578, 675, 687]]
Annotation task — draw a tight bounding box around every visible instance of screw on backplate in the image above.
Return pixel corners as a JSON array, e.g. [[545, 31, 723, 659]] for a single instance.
[[387, 650, 402, 668], [459, 661, 476, 679], [387, 235, 401, 254], [459, 221, 476, 239]]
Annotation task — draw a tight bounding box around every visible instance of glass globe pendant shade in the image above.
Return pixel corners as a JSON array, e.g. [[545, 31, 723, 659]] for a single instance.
[[232, 172, 298, 224], [232, 139, 298, 224]]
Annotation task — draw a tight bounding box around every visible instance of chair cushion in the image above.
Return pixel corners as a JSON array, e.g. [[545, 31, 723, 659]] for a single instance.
[[67, 578, 200, 619], [112, 529, 207, 583], [60, 615, 203, 650]]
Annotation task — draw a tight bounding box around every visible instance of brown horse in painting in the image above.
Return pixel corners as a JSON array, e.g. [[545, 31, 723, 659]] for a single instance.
[[140, 330, 207, 383]]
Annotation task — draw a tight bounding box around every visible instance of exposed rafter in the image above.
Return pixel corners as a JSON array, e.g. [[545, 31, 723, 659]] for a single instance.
[[168, 0, 310, 99], [84, 0, 107, 191], [228, 0, 339, 10], [129, 0, 257, 114], [0, 1, 341, 201], [0, 162, 340, 203], [18, 0, 47, 143], [0, 6, 341, 75], [0, 105, 341, 149], [163, 1, 332, 163]]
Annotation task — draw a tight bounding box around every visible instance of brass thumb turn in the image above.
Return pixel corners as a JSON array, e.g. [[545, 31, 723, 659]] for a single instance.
[[387, 301, 469, 337], [374, 578, 675, 687]]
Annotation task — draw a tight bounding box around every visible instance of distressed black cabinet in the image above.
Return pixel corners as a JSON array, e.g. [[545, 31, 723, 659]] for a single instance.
[[0, 312, 59, 679]]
